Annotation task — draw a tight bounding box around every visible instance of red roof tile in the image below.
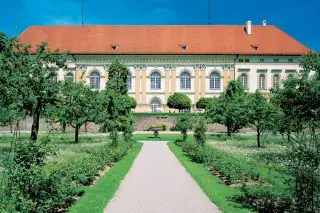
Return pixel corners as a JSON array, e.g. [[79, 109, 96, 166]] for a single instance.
[[18, 25, 309, 55]]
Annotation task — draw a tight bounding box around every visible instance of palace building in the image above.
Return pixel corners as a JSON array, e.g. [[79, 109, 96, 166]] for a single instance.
[[19, 21, 309, 112]]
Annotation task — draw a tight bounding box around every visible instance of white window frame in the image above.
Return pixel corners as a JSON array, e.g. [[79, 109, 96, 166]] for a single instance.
[[259, 74, 265, 90], [180, 71, 191, 90], [210, 72, 221, 90], [150, 72, 161, 90], [90, 71, 100, 88]]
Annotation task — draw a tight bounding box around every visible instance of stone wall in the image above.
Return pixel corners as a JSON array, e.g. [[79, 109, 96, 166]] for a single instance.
[[0, 116, 253, 133]]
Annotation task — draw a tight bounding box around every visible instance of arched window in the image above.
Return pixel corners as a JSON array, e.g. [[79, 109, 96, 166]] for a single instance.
[[65, 72, 74, 81], [180, 71, 191, 89], [127, 73, 132, 89], [240, 73, 248, 89], [150, 72, 161, 89], [150, 99, 161, 112], [259, 74, 265, 89], [273, 74, 279, 88], [90, 71, 100, 88], [210, 72, 220, 90]]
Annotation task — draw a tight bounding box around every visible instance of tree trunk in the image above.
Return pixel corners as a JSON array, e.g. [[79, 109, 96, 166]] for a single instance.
[[227, 126, 232, 137], [257, 126, 261, 147], [62, 122, 66, 133], [30, 102, 41, 141], [85, 122, 88, 133], [10, 125, 12, 133], [75, 124, 79, 143]]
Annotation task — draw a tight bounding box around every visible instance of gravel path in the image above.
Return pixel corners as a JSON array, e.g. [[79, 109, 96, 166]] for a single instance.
[[104, 141, 219, 213]]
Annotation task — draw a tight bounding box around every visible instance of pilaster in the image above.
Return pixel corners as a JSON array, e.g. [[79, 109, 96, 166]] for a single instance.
[[171, 65, 177, 94], [164, 65, 171, 101], [134, 65, 141, 103], [200, 65, 206, 97], [193, 65, 201, 103], [141, 65, 147, 104]]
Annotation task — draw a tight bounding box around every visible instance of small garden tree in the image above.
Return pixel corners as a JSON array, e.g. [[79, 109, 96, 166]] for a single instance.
[[100, 61, 134, 146], [247, 91, 278, 147], [0, 35, 68, 141], [206, 80, 249, 136], [56, 81, 97, 143], [194, 117, 207, 146], [167, 93, 192, 112], [196, 97, 214, 110]]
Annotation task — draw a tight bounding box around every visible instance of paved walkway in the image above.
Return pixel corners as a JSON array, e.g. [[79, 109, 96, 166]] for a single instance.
[[104, 141, 219, 213]]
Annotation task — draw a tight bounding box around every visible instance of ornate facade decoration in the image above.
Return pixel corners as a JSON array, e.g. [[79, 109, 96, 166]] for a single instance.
[[76, 65, 87, 71]]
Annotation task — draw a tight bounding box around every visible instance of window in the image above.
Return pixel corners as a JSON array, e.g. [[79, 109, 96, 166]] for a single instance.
[[180, 71, 191, 89], [274, 59, 279, 63], [238, 59, 244, 62], [210, 72, 221, 90], [245, 59, 250, 62], [90, 71, 100, 88], [240, 73, 248, 89], [127, 73, 132, 89], [259, 74, 265, 89], [150, 99, 161, 112], [150, 72, 161, 89], [273, 74, 280, 88], [65, 72, 74, 81], [260, 59, 265, 63], [288, 59, 293, 63]]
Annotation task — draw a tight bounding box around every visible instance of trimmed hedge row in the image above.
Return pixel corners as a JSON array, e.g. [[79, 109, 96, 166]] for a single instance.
[[176, 140, 293, 212]]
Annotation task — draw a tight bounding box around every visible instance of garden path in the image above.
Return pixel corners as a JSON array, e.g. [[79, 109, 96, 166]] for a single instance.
[[104, 141, 219, 213]]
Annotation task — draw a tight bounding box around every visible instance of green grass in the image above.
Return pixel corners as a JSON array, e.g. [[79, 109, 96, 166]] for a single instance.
[[69, 142, 143, 213], [134, 134, 181, 142], [168, 142, 253, 213]]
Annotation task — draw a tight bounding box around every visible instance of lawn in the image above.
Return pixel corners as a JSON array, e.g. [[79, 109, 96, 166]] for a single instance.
[[134, 134, 181, 142]]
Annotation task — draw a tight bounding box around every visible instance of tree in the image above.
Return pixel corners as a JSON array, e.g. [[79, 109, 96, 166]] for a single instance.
[[0, 34, 68, 141], [167, 93, 192, 112], [106, 61, 130, 95], [194, 117, 207, 146], [101, 61, 133, 146], [196, 97, 214, 110], [247, 91, 278, 147], [56, 81, 97, 143], [206, 80, 249, 136], [271, 51, 320, 212]]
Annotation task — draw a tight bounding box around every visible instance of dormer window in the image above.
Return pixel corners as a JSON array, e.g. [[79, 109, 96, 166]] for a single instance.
[[251, 44, 259, 50], [110, 45, 118, 50], [179, 44, 188, 50]]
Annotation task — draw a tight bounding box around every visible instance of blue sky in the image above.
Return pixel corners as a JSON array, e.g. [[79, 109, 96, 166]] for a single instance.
[[1, 0, 319, 51]]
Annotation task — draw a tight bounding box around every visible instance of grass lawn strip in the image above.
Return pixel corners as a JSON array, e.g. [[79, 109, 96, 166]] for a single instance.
[[69, 142, 143, 213], [168, 142, 253, 213]]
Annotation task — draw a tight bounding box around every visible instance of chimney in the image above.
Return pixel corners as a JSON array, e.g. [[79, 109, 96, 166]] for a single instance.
[[262, 20, 267, 26], [246, 20, 252, 35]]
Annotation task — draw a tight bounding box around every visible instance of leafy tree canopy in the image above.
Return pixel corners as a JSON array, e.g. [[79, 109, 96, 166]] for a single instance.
[[167, 93, 192, 112], [196, 97, 214, 109], [106, 60, 130, 95]]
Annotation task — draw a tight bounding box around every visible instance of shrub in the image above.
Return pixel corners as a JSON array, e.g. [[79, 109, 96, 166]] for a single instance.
[[1, 140, 77, 212], [194, 118, 207, 146], [239, 186, 292, 213], [181, 142, 204, 163]]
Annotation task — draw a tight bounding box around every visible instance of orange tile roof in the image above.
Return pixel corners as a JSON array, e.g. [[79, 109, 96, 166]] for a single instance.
[[18, 25, 309, 55]]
